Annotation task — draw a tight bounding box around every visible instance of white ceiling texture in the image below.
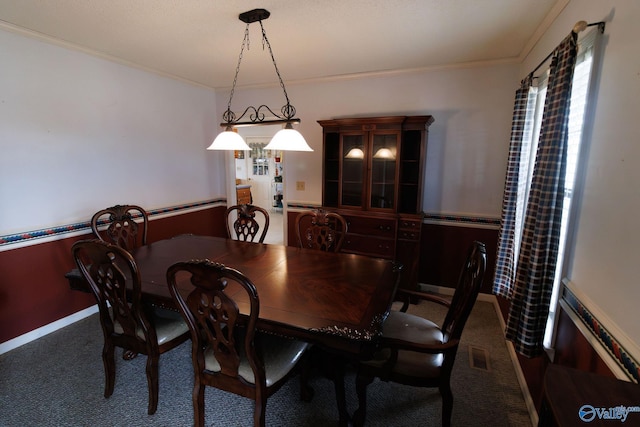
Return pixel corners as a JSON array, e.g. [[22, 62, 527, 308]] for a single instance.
[[0, 0, 563, 89]]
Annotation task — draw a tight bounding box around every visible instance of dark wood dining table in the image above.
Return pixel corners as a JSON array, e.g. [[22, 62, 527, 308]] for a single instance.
[[71, 234, 400, 357]]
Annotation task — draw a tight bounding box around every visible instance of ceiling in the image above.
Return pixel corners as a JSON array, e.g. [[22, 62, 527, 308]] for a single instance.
[[0, 0, 563, 90]]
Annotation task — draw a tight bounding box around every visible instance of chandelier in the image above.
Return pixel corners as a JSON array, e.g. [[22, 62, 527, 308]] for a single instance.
[[207, 9, 313, 152]]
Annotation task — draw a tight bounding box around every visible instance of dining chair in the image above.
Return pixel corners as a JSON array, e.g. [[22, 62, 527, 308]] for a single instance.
[[91, 204, 148, 251], [352, 240, 487, 427], [71, 239, 190, 415], [226, 204, 270, 243], [294, 209, 347, 252], [166, 259, 309, 427], [295, 209, 352, 424]]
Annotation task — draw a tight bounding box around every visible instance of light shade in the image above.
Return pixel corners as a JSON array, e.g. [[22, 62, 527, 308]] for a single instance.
[[373, 147, 396, 159], [264, 124, 313, 152], [210, 10, 311, 154], [345, 148, 365, 159], [207, 127, 251, 151]]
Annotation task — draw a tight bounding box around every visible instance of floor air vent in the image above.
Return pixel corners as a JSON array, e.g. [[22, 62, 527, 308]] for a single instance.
[[468, 345, 491, 371]]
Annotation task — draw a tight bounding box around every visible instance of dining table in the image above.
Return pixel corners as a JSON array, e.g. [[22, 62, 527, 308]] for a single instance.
[[68, 234, 401, 357], [68, 233, 402, 425]]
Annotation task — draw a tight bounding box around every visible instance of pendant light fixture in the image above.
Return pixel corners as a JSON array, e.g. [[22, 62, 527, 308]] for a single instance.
[[207, 8, 312, 152]]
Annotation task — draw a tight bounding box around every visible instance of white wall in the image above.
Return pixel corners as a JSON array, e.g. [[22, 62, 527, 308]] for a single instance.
[[218, 63, 518, 216], [0, 28, 225, 235], [521, 1, 640, 346]]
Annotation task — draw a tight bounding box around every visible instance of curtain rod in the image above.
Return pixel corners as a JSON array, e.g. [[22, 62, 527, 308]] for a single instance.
[[530, 21, 605, 78]]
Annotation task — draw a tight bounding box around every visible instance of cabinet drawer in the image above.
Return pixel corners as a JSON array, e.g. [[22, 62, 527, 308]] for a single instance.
[[398, 218, 421, 241], [343, 216, 396, 238], [236, 187, 252, 204], [343, 235, 395, 258], [398, 229, 420, 241], [399, 219, 421, 230]]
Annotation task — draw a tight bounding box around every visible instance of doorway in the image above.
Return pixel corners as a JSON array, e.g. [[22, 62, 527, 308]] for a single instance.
[[233, 129, 285, 245]]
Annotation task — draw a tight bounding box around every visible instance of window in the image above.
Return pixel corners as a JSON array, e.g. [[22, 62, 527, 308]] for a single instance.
[[514, 30, 598, 349], [250, 143, 269, 176]]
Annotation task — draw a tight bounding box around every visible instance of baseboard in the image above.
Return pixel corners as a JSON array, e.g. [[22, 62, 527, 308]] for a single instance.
[[418, 283, 539, 426], [0, 305, 98, 355], [492, 298, 539, 427], [417, 283, 495, 303]]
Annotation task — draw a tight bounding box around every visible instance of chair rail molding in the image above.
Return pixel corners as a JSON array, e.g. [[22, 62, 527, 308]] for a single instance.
[[561, 279, 640, 382], [0, 199, 226, 250]]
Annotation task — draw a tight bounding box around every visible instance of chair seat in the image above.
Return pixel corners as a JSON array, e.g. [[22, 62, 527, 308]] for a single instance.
[[152, 307, 190, 345], [167, 260, 310, 427], [363, 310, 444, 378], [114, 307, 189, 345], [205, 334, 309, 386], [354, 241, 487, 427], [73, 239, 189, 415]]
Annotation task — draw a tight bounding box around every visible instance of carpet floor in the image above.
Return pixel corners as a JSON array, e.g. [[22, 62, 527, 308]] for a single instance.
[[0, 299, 532, 426]]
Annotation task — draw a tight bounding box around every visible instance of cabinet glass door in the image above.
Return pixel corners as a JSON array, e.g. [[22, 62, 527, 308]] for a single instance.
[[370, 133, 398, 209], [341, 134, 365, 207]]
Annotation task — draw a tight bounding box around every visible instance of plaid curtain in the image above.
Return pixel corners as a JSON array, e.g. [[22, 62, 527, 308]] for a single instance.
[[498, 33, 578, 357], [493, 76, 536, 299]]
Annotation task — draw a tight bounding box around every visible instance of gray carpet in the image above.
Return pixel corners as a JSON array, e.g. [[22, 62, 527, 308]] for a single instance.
[[0, 300, 532, 426]]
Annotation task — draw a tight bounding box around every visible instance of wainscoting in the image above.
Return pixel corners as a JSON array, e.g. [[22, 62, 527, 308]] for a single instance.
[[497, 281, 638, 413], [419, 214, 499, 294], [555, 282, 639, 383], [5, 201, 635, 425], [286, 207, 500, 293], [0, 202, 228, 346]]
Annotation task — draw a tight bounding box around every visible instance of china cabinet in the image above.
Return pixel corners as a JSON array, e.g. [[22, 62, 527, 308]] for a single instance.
[[318, 115, 433, 290]]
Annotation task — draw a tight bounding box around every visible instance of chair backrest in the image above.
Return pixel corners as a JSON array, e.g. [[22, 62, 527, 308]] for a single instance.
[[226, 204, 270, 243], [91, 204, 148, 251], [441, 241, 487, 342], [72, 239, 155, 345], [295, 209, 347, 252], [166, 260, 264, 390]]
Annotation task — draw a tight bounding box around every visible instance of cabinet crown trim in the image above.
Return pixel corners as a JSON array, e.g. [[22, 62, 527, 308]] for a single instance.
[[318, 115, 434, 129]]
